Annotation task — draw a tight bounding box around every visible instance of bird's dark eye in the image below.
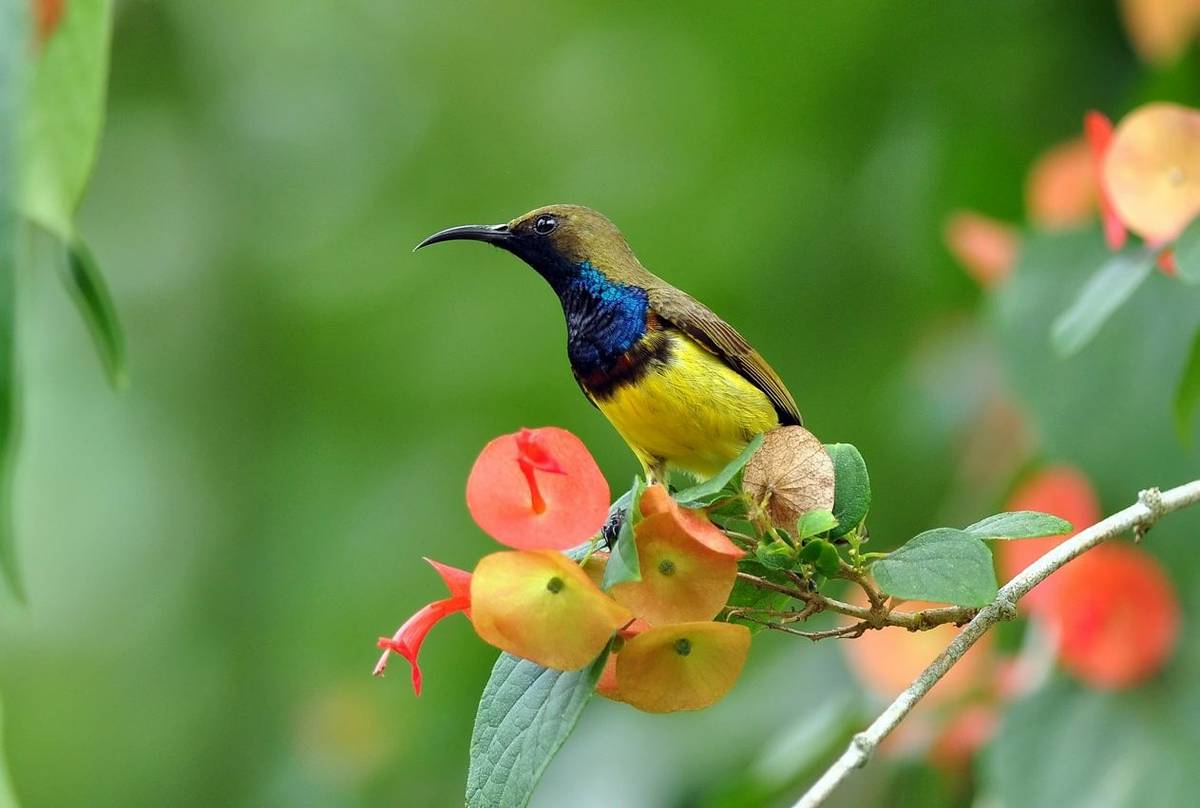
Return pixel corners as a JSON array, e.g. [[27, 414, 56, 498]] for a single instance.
[[533, 214, 558, 235]]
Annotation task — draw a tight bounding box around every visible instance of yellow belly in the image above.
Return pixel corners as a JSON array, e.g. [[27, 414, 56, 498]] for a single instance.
[[594, 332, 780, 479]]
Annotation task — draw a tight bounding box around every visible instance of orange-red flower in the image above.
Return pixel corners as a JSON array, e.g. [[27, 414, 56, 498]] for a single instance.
[[373, 558, 472, 695], [469, 549, 631, 670], [638, 484, 745, 558], [1046, 543, 1180, 689], [1085, 111, 1128, 251], [995, 466, 1100, 612], [1102, 103, 1200, 244], [609, 509, 740, 625], [608, 622, 751, 713], [943, 210, 1020, 288], [466, 427, 610, 550], [1025, 137, 1098, 230]]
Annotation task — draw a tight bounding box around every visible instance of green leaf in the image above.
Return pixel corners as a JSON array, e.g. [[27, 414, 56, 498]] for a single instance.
[[1175, 326, 1200, 443], [674, 433, 763, 507], [725, 561, 793, 634], [19, 0, 113, 238], [797, 539, 826, 564], [1050, 247, 1155, 358], [964, 510, 1071, 540], [795, 509, 838, 540], [0, 0, 26, 602], [815, 541, 842, 578], [1174, 216, 1200, 285], [63, 236, 125, 388], [466, 647, 609, 808], [872, 528, 997, 606], [824, 444, 870, 538], [602, 477, 644, 589], [755, 540, 794, 570]]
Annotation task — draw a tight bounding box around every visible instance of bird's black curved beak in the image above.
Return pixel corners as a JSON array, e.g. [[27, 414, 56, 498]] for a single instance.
[[414, 223, 511, 252]]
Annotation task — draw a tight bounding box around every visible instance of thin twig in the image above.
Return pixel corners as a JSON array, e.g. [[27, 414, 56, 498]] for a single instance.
[[793, 479, 1200, 808], [736, 572, 979, 631]]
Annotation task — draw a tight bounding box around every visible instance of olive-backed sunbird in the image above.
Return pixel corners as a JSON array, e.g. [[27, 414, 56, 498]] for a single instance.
[[416, 204, 801, 483]]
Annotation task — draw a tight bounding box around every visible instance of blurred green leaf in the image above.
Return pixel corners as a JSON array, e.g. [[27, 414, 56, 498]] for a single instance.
[[795, 509, 838, 540], [602, 477, 644, 589], [19, 0, 112, 238], [824, 443, 870, 538], [965, 510, 1071, 539], [466, 647, 609, 808], [1174, 217, 1200, 285], [674, 433, 763, 508], [1050, 248, 1155, 358], [872, 528, 997, 606], [0, 693, 16, 808], [62, 237, 125, 387], [0, 0, 26, 603], [983, 678, 1200, 807], [1175, 326, 1200, 443]]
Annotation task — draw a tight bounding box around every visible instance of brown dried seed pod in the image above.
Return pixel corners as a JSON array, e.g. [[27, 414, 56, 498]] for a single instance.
[[742, 426, 836, 530]]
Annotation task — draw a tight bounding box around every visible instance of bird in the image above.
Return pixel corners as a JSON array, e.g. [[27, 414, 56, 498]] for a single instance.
[[415, 204, 801, 484]]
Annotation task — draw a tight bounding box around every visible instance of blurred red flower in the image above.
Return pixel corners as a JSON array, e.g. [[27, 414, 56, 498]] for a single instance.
[[996, 466, 1100, 612], [1047, 543, 1180, 689], [943, 211, 1019, 288], [466, 427, 610, 550]]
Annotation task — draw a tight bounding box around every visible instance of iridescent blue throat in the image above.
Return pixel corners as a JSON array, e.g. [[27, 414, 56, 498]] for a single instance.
[[558, 261, 649, 374]]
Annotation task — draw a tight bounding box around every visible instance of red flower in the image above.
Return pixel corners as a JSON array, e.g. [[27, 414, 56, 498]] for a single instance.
[[467, 427, 610, 550], [373, 558, 471, 695], [1085, 111, 1128, 251], [996, 466, 1100, 613], [1046, 543, 1180, 689], [943, 210, 1020, 288]]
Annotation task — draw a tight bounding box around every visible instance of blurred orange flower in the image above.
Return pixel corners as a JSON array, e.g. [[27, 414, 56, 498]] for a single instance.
[[1102, 103, 1200, 244], [1119, 0, 1200, 66], [943, 211, 1019, 288], [1026, 137, 1097, 230]]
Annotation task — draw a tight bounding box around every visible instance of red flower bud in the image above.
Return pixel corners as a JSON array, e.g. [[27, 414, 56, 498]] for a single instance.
[[467, 427, 610, 550]]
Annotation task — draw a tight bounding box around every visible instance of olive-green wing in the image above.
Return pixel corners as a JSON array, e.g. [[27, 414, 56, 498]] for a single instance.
[[646, 284, 802, 425]]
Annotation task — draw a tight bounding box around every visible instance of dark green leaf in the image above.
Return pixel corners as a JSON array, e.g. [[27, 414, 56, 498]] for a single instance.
[[63, 237, 125, 388], [796, 509, 838, 540], [466, 647, 609, 808], [19, 0, 113, 237], [872, 528, 997, 606], [674, 433, 763, 507], [815, 541, 842, 578], [1174, 216, 1200, 285], [726, 561, 793, 634], [1050, 247, 1155, 357], [1175, 326, 1200, 443], [0, 0, 26, 602], [602, 477, 643, 589], [964, 510, 1071, 540], [755, 540, 794, 570], [797, 539, 827, 565], [824, 444, 870, 538]]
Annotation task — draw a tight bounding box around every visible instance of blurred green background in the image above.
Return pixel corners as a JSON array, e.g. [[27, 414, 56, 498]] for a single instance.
[[3, 1, 1199, 806]]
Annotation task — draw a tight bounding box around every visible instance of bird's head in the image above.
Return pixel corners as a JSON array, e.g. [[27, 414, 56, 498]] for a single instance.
[[416, 204, 641, 292]]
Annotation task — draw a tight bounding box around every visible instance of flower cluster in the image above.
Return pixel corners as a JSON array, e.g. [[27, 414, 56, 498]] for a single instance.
[[374, 426, 753, 712], [946, 101, 1200, 285]]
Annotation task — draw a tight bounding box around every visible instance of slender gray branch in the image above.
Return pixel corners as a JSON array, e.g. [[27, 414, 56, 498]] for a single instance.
[[793, 479, 1200, 808]]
